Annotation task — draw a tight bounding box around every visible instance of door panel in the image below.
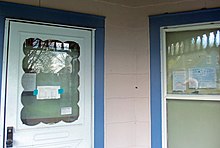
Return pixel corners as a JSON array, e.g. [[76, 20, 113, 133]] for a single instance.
[[19, 140, 82, 148], [3, 20, 93, 147]]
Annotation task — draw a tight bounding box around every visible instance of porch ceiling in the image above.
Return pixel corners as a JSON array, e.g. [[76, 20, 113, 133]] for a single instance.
[[94, 0, 181, 7]]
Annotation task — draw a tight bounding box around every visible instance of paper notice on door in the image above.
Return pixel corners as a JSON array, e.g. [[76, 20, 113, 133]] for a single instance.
[[173, 71, 186, 92], [61, 107, 72, 115], [22, 73, 36, 91], [37, 86, 60, 99]]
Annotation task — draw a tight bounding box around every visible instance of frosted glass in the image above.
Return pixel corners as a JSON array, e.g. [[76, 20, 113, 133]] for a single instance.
[[167, 100, 220, 148]]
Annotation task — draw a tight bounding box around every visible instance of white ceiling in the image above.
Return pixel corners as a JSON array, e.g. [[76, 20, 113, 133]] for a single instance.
[[95, 0, 178, 7]]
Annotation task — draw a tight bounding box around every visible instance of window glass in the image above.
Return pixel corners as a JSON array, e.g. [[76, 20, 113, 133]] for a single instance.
[[166, 29, 220, 95], [167, 99, 220, 148], [21, 38, 80, 125]]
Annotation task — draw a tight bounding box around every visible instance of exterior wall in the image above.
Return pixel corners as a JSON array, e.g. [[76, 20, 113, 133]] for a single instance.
[[1, 0, 220, 148]]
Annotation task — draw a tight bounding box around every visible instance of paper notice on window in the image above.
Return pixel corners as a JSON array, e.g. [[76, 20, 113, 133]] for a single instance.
[[189, 67, 217, 89], [61, 107, 72, 115], [37, 86, 60, 99], [173, 71, 186, 92], [22, 73, 36, 91]]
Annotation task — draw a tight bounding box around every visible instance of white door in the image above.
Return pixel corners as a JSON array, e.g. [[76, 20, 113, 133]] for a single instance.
[[1, 19, 93, 148]]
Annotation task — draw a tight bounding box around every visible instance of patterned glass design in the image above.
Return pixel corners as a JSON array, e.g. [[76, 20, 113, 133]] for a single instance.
[[21, 38, 80, 125]]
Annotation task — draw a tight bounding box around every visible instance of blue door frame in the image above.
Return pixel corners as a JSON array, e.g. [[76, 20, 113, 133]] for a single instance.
[[149, 8, 220, 148], [0, 2, 105, 148]]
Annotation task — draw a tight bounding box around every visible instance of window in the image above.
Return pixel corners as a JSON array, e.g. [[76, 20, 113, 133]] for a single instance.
[[150, 7, 220, 148], [165, 27, 220, 95], [162, 23, 220, 148]]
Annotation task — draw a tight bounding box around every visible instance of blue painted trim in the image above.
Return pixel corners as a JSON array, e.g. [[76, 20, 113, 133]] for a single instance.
[[0, 16, 4, 108], [94, 28, 105, 148], [0, 2, 105, 28], [0, 2, 105, 148], [149, 8, 220, 148]]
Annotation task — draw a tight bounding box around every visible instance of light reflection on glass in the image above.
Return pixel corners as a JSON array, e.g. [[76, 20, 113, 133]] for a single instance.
[[216, 31, 220, 47], [209, 32, 215, 47], [171, 44, 174, 55], [191, 38, 195, 51], [166, 29, 220, 95], [168, 46, 171, 55], [196, 36, 201, 50], [180, 41, 184, 54], [175, 42, 179, 55], [21, 38, 80, 126], [202, 34, 208, 49]]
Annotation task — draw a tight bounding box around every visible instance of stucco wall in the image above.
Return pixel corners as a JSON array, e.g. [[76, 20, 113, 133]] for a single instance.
[[1, 0, 220, 148]]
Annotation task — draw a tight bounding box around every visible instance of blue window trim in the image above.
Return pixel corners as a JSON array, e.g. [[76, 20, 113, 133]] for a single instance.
[[149, 8, 220, 148], [0, 2, 105, 148]]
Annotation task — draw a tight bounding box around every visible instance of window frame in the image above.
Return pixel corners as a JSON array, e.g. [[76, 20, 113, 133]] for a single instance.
[[161, 22, 220, 148], [149, 8, 220, 148]]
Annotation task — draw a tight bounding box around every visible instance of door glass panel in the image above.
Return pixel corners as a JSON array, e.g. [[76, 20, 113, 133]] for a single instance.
[[166, 29, 220, 95], [167, 99, 220, 148], [21, 38, 80, 126]]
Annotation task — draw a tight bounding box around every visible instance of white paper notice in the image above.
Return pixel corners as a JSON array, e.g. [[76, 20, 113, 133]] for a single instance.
[[22, 73, 36, 91], [189, 67, 217, 88], [173, 71, 186, 91], [37, 86, 60, 100], [61, 107, 72, 115]]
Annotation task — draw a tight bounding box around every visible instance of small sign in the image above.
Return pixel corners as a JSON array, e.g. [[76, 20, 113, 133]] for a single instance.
[[61, 107, 72, 115], [37, 86, 60, 99], [173, 71, 186, 91], [189, 67, 217, 89]]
